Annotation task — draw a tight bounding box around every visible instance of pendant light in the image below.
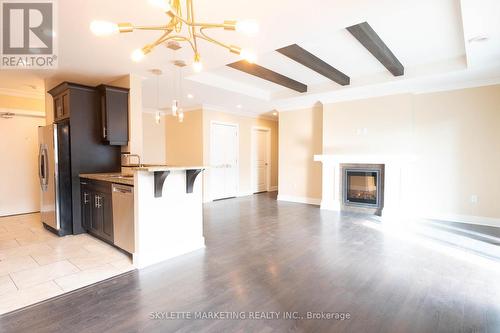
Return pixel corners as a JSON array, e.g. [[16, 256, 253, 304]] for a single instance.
[[172, 60, 186, 123], [149, 69, 163, 124]]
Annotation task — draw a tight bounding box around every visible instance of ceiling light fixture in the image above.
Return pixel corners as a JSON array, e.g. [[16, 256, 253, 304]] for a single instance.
[[178, 109, 185, 123], [150, 69, 164, 125], [171, 60, 186, 122], [236, 104, 242, 109], [90, 0, 259, 69], [187, 93, 194, 99], [272, 112, 278, 116]]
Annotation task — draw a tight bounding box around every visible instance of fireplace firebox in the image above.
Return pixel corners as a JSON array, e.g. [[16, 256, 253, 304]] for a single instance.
[[341, 164, 384, 215], [345, 170, 378, 205]]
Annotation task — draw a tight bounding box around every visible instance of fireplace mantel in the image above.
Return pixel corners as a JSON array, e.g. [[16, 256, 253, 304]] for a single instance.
[[314, 154, 416, 217]]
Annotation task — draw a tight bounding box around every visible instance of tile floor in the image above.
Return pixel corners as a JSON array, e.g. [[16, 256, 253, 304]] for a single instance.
[[0, 213, 134, 314]]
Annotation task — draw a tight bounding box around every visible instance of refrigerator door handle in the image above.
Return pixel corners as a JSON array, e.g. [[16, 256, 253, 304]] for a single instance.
[[43, 148, 49, 188], [39, 145, 49, 191], [38, 147, 43, 185]]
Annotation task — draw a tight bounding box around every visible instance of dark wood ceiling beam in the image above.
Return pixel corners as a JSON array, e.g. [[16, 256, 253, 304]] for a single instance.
[[227, 61, 308, 93], [346, 22, 404, 76], [276, 44, 350, 86]]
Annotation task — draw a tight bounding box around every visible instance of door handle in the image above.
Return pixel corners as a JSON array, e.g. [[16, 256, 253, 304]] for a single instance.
[[95, 195, 102, 208], [84, 193, 89, 204]]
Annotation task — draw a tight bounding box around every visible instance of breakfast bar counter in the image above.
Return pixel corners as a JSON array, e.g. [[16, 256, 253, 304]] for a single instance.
[[131, 165, 206, 268]]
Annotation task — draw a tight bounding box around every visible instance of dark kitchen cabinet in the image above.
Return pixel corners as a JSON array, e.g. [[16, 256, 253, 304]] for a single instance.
[[97, 85, 129, 146], [48, 82, 122, 235], [53, 91, 70, 121], [80, 181, 92, 231], [80, 179, 114, 244]]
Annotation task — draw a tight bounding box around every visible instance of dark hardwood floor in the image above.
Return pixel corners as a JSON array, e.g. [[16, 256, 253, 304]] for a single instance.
[[1, 192, 499, 333]]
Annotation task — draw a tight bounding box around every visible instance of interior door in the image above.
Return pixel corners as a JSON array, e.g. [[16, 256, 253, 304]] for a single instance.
[[252, 128, 269, 193], [210, 123, 238, 200]]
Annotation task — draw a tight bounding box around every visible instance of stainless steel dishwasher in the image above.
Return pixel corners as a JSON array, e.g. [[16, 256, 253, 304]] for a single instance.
[[112, 184, 135, 253]]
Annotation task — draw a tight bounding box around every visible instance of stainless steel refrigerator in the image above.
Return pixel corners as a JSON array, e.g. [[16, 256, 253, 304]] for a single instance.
[[38, 121, 72, 236]]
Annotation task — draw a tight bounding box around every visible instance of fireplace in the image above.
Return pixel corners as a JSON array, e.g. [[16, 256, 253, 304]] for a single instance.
[[341, 164, 384, 215]]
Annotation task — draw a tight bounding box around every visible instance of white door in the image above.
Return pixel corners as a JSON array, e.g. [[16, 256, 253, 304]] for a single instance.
[[0, 114, 45, 216], [252, 128, 269, 193], [210, 122, 238, 200]]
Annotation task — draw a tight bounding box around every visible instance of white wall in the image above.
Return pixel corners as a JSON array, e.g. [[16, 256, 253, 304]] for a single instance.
[[142, 112, 167, 165]]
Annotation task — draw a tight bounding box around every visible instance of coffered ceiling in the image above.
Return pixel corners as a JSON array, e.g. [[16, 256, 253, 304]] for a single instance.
[[1, 0, 499, 115]]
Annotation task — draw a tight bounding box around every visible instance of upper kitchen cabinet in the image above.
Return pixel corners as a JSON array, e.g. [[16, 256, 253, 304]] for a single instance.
[[97, 85, 129, 146], [49, 82, 94, 123], [53, 91, 70, 121]]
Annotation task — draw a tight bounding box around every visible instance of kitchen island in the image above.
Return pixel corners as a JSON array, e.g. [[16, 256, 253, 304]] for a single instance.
[[80, 165, 205, 269]]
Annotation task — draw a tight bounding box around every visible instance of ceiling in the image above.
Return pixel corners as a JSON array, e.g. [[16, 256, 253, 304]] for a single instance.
[[1, 0, 499, 116]]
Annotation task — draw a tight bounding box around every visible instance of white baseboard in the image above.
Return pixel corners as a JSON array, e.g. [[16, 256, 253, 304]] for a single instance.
[[421, 213, 500, 228], [277, 194, 321, 206]]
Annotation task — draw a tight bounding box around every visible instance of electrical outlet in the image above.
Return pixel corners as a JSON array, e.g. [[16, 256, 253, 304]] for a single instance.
[[470, 195, 478, 204]]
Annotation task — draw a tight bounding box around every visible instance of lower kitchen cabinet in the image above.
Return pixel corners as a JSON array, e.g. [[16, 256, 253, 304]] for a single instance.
[[80, 179, 114, 243], [80, 182, 92, 231]]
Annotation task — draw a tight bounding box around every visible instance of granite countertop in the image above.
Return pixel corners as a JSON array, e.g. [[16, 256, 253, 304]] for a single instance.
[[132, 165, 206, 172], [80, 167, 205, 185], [80, 173, 134, 186]]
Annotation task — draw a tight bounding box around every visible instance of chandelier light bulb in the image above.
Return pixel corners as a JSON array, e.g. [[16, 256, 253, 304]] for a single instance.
[[148, 0, 172, 13], [240, 48, 257, 63], [192, 59, 203, 73], [235, 20, 259, 35], [90, 21, 119, 36], [155, 111, 161, 124], [178, 110, 185, 123], [131, 48, 146, 62]]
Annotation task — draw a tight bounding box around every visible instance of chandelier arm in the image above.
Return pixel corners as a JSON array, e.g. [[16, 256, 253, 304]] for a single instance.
[[165, 6, 193, 27], [149, 30, 175, 49], [197, 28, 233, 52], [189, 23, 233, 29], [171, 0, 183, 32], [132, 14, 178, 31], [132, 25, 175, 31], [186, 0, 199, 56]]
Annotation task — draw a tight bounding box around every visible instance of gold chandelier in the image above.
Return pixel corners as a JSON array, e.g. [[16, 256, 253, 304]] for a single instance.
[[90, 0, 259, 72]]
